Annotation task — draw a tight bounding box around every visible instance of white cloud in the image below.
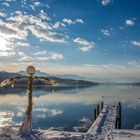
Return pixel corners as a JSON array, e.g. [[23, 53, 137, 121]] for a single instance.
[[53, 21, 61, 29], [63, 18, 84, 25], [127, 60, 137, 66], [0, 36, 16, 57], [63, 18, 74, 25], [17, 51, 33, 63], [73, 37, 95, 52], [39, 10, 51, 20], [101, 0, 112, 6], [35, 52, 64, 61], [0, 51, 16, 57], [0, 12, 6, 17], [28, 25, 66, 43], [131, 41, 140, 47], [35, 57, 49, 61], [15, 42, 30, 47], [34, 51, 47, 55], [0, 19, 28, 40], [51, 52, 64, 60], [2, 2, 10, 7], [101, 29, 110, 36], [18, 51, 25, 56], [75, 18, 84, 24], [34, 1, 41, 7], [18, 56, 33, 62], [6, 13, 66, 43], [126, 19, 135, 26]]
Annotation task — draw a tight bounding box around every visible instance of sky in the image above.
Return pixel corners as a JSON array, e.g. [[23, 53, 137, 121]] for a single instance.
[[0, 0, 140, 82]]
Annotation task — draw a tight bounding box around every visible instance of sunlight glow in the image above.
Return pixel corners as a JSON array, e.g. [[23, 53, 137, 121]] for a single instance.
[[0, 36, 10, 51]]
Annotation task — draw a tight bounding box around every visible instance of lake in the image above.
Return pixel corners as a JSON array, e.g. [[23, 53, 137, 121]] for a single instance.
[[0, 85, 140, 132]]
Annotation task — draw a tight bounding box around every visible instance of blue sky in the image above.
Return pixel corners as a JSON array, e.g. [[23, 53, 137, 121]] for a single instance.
[[0, 0, 140, 81]]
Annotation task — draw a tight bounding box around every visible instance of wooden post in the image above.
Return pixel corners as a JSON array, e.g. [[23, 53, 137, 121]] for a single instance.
[[116, 106, 119, 129], [94, 108, 97, 121], [101, 101, 104, 111], [97, 104, 100, 116], [118, 102, 122, 129]]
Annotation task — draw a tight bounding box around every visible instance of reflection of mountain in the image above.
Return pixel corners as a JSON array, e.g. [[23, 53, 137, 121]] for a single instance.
[[0, 71, 98, 87]]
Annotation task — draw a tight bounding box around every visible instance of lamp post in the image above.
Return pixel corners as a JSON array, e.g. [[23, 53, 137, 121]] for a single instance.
[[0, 66, 56, 134], [19, 66, 35, 134]]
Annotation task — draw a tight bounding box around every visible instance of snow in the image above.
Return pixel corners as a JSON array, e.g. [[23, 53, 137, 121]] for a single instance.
[[88, 105, 117, 138], [105, 130, 140, 140]]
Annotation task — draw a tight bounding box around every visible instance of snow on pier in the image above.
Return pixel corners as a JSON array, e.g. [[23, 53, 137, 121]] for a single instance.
[[87, 105, 117, 138]]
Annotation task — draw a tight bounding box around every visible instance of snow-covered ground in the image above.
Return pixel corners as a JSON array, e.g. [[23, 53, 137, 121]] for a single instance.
[[106, 130, 140, 140]]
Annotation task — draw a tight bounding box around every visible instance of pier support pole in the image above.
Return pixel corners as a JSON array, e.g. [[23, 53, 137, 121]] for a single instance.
[[118, 102, 122, 129], [97, 104, 100, 116], [94, 108, 97, 121], [101, 101, 104, 111]]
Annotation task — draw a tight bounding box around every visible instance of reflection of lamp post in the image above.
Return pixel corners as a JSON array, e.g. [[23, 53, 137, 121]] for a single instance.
[[0, 66, 56, 134]]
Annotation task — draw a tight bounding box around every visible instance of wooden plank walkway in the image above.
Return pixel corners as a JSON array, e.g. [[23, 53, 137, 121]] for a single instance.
[[87, 105, 117, 136]]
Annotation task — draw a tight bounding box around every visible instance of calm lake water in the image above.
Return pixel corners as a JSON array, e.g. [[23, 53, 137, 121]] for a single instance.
[[0, 85, 140, 132]]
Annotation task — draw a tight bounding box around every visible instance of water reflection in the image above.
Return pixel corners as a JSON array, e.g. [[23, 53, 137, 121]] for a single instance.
[[0, 85, 140, 132], [0, 112, 13, 127]]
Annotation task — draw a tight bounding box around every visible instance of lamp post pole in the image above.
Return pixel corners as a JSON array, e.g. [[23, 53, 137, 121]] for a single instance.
[[20, 66, 35, 134]]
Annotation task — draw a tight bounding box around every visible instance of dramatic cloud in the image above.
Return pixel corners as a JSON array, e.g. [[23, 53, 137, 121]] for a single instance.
[[130, 41, 140, 47], [125, 19, 135, 26], [101, 29, 110, 36], [74, 37, 95, 52], [0, 11, 67, 53]]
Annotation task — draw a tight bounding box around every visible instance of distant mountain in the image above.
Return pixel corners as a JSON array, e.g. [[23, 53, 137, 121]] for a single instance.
[[0, 71, 20, 81], [0, 71, 98, 87], [18, 70, 87, 80], [54, 74, 86, 80], [18, 70, 49, 77]]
